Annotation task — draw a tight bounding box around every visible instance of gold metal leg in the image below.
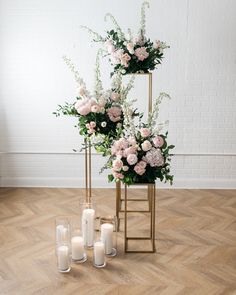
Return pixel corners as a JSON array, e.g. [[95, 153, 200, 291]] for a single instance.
[[124, 183, 156, 253], [84, 138, 92, 203]]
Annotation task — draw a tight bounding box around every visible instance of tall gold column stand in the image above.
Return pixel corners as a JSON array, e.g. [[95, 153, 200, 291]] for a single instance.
[[115, 73, 156, 253], [124, 183, 156, 253], [84, 138, 92, 203]]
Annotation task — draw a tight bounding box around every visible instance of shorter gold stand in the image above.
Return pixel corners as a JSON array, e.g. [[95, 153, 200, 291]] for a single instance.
[[124, 183, 156, 253]]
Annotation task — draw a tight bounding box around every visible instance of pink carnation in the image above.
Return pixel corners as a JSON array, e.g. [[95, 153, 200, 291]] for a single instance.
[[107, 106, 122, 122], [127, 154, 138, 165], [153, 136, 164, 148], [134, 47, 149, 61], [140, 128, 151, 138]]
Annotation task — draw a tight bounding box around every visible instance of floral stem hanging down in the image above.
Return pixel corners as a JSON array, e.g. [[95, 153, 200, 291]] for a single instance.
[[106, 93, 174, 185], [82, 1, 169, 75], [54, 50, 136, 156]]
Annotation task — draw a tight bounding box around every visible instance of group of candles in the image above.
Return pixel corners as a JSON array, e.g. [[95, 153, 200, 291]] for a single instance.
[[56, 206, 116, 272]]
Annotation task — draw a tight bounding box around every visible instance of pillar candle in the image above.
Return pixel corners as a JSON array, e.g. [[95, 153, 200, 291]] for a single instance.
[[101, 223, 113, 254], [71, 236, 84, 260], [94, 241, 105, 266], [82, 208, 95, 247], [57, 245, 70, 271]]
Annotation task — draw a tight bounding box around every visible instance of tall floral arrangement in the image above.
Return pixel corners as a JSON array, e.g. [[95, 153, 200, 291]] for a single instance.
[[82, 1, 169, 75], [54, 51, 135, 156], [106, 93, 174, 185]]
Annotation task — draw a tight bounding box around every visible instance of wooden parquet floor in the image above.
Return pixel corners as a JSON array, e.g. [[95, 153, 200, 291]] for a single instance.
[[0, 188, 236, 295]]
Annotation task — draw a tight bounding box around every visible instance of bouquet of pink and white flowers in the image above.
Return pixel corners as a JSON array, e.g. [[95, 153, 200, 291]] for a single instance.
[[54, 53, 135, 156], [82, 1, 169, 75], [106, 93, 174, 185]]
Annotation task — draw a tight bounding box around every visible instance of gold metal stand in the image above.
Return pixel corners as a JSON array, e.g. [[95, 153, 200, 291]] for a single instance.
[[115, 73, 156, 252], [84, 138, 92, 203], [124, 183, 156, 253]]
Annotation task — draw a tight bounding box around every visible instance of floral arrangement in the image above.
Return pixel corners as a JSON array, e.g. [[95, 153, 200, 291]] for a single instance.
[[106, 93, 174, 185], [82, 1, 169, 75], [54, 51, 135, 156]]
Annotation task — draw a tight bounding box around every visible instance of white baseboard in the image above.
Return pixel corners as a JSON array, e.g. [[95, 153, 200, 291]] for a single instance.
[[1, 177, 235, 189]]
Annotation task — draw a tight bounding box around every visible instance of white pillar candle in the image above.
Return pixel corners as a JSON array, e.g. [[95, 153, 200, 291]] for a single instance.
[[82, 208, 95, 247], [57, 245, 70, 271], [94, 241, 105, 266], [71, 236, 84, 260], [101, 223, 113, 254]]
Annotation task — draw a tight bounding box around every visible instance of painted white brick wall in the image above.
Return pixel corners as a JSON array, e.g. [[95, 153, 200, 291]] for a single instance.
[[0, 0, 236, 188]]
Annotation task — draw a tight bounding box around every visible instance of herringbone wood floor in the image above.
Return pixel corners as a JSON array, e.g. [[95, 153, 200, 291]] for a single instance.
[[0, 188, 235, 295]]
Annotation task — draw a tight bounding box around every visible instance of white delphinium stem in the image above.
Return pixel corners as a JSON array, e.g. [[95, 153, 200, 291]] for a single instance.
[[104, 13, 125, 40], [63, 56, 86, 86], [122, 75, 135, 98], [80, 25, 105, 42], [126, 28, 133, 42], [139, 1, 150, 36], [147, 92, 171, 132], [111, 73, 122, 91], [94, 49, 104, 100]]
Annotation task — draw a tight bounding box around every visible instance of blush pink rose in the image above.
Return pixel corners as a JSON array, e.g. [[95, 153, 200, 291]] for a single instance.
[[112, 159, 123, 171], [134, 47, 149, 61], [141, 140, 152, 151], [107, 106, 122, 122], [89, 121, 96, 128], [91, 104, 100, 113], [120, 53, 131, 68], [75, 97, 95, 116], [127, 154, 138, 165], [127, 42, 134, 54], [153, 40, 161, 49], [134, 164, 146, 175], [153, 136, 164, 148], [112, 169, 124, 180], [138, 160, 147, 169], [123, 146, 137, 157], [140, 128, 151, 138], [111, 92, 120, 102]]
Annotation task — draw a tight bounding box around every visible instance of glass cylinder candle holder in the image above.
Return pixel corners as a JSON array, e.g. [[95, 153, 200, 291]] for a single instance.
[[55, 217, 71, 273], [70, 216, 87, 263], [100, 216, 117, 257], [80, 200, 96, 249], [93, 239, 106, 268]]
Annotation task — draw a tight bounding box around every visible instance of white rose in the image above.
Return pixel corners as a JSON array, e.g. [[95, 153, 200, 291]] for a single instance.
[[123, 166, 129, 171], [141, 140, 152, 152]]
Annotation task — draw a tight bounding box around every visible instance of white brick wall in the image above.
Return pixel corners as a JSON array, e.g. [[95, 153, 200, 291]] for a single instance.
[[0, 0, 236, 188]]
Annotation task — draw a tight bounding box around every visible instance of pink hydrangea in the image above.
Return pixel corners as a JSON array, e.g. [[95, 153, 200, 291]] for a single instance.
[[143, 148, 164, 167], [134, 47, 149, 61], [140, 128, 151, 138], [107, 106, 122, 122], [127, 154, 138, 165], [153, 136, 164, 148], [74, 97, 95, 116]]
